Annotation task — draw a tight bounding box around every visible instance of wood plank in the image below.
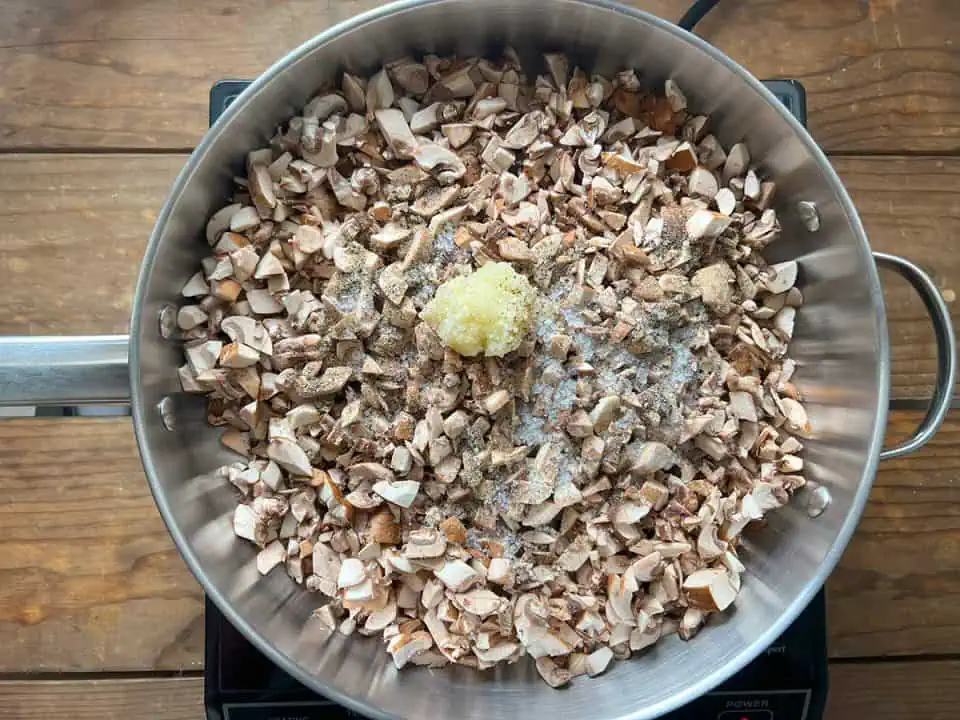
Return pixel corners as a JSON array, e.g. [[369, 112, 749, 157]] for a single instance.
[[0, 0, 956, 152], [0, 659, 958, 719], [834, 155, 960, 400], [0, 411, 956, 671], [0, 418, 203, 673], [827, 660, 960, 720], [828, 409, 960, 658], [0, 154, 182, 336], [1, 153, 955, 398], [0, 677, 203, 720], [694, 0, 960, 154]]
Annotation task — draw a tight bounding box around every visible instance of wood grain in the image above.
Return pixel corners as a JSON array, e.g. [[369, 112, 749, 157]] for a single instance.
[[0, 677, 203, 720], [828, 410, 960, 658], [0, 660, 958, 719], [0, 0, 956, 152], [0, 154, 183, 336], [833, 155, 960, 399], [0, 153, 954, 397], [827, 660, 960, 719], [0, 418, 203, 673], [0, 411, 955, 671]]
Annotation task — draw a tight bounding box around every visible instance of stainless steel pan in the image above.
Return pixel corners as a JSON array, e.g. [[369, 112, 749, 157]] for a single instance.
[[0, 1, 955, 718]]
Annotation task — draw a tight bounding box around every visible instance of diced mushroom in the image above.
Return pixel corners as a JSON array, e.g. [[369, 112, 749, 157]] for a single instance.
[[686, 209, 732, 240], [484, 390, 512, 415], [715, 187, 737, 216], [404, 528, 447, 559], [487, 558, 513, 586], [375, 109, 418, 158], [763, 261, 799, 294], [372, 480, 421, 508], [391, 60, 430, 95], [181, 271, 209, 297], [257, 541, 286, 575], [683, 568, 738, 611], [535, 656, 571, 688], [585, 646, 614, 676], [219, 342, 260, 368], [722, 143, 750, 181], [728, 390, 758, 422], [221, 316, 272, 355], [267, 438, 313, 476], [337, 558, 367, 589], [435, 560, 479, 591], [413, 143, 466, 184], [370, 510, 401, 545], [206, 204, 242, 245], [386, 630, 433, 669], [590, 395, 621, 432], [230, 206, 260, 232], [233, 504, 259, 543], [365, 68, 395, 111], [688, 166, 719, 200], [780, 397, 811, 433], [442, 123, 474, 149], [177, 305, 208, 331], [452, 589, 506, 617], [439, 516, 467, 543], [626, 441, 676, 475], [185, 340, 222, 375]]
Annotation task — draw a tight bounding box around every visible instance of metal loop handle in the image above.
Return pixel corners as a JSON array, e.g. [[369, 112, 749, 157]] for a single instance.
[[875, 253, 957, 460]]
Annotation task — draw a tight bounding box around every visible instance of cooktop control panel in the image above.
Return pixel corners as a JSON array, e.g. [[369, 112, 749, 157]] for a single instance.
[[674, 689, 811, 719]]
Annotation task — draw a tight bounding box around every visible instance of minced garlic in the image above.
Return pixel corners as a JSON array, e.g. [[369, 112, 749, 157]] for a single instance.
[[422, 261, 536, 357]]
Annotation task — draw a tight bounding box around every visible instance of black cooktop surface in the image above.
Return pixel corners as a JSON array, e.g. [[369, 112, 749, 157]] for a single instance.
[[204, 77, 822, 720]]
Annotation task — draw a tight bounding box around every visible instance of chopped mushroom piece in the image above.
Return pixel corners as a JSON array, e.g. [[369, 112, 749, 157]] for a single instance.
[[375, 108, 418, 158], [230, 206, 260, 232], [232, 504, 260, 544], [723, 143, 750, 181], [337, 558, 366, 589], [435, 560, 479, 591], [177, 305, 208, 330], [185, 341, 222, 374], [219, 342, 259, 368], [387, 631, 433, 669], [686, 209, 732, 240], [257, 541, 286, 575], [181, 272, 209, 297], [404, 528, 447, 558], [780, 397, 811, 433], [535, 657, 571, 688], [715, 187, 737, 216], [763, 261, 799, 294], [267, 438, 313, 477], [683, 568, 738, 612], [585, 647, 614, 676], [372, 480, 421, 508], [688, 166, 719, 200]]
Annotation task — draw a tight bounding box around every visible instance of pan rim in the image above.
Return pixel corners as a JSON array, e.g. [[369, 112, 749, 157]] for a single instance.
[[129, 1, 888, 717]]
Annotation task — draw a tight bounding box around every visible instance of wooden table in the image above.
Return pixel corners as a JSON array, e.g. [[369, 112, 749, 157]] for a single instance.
[[0, 1, 958, 717]]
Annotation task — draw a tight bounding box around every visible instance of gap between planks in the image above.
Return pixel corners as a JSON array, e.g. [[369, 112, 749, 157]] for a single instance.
[[2, 660, 960, 720]]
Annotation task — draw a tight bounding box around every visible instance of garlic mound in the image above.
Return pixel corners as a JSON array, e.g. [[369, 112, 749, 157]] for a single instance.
[[422, 261, 536, 357]]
